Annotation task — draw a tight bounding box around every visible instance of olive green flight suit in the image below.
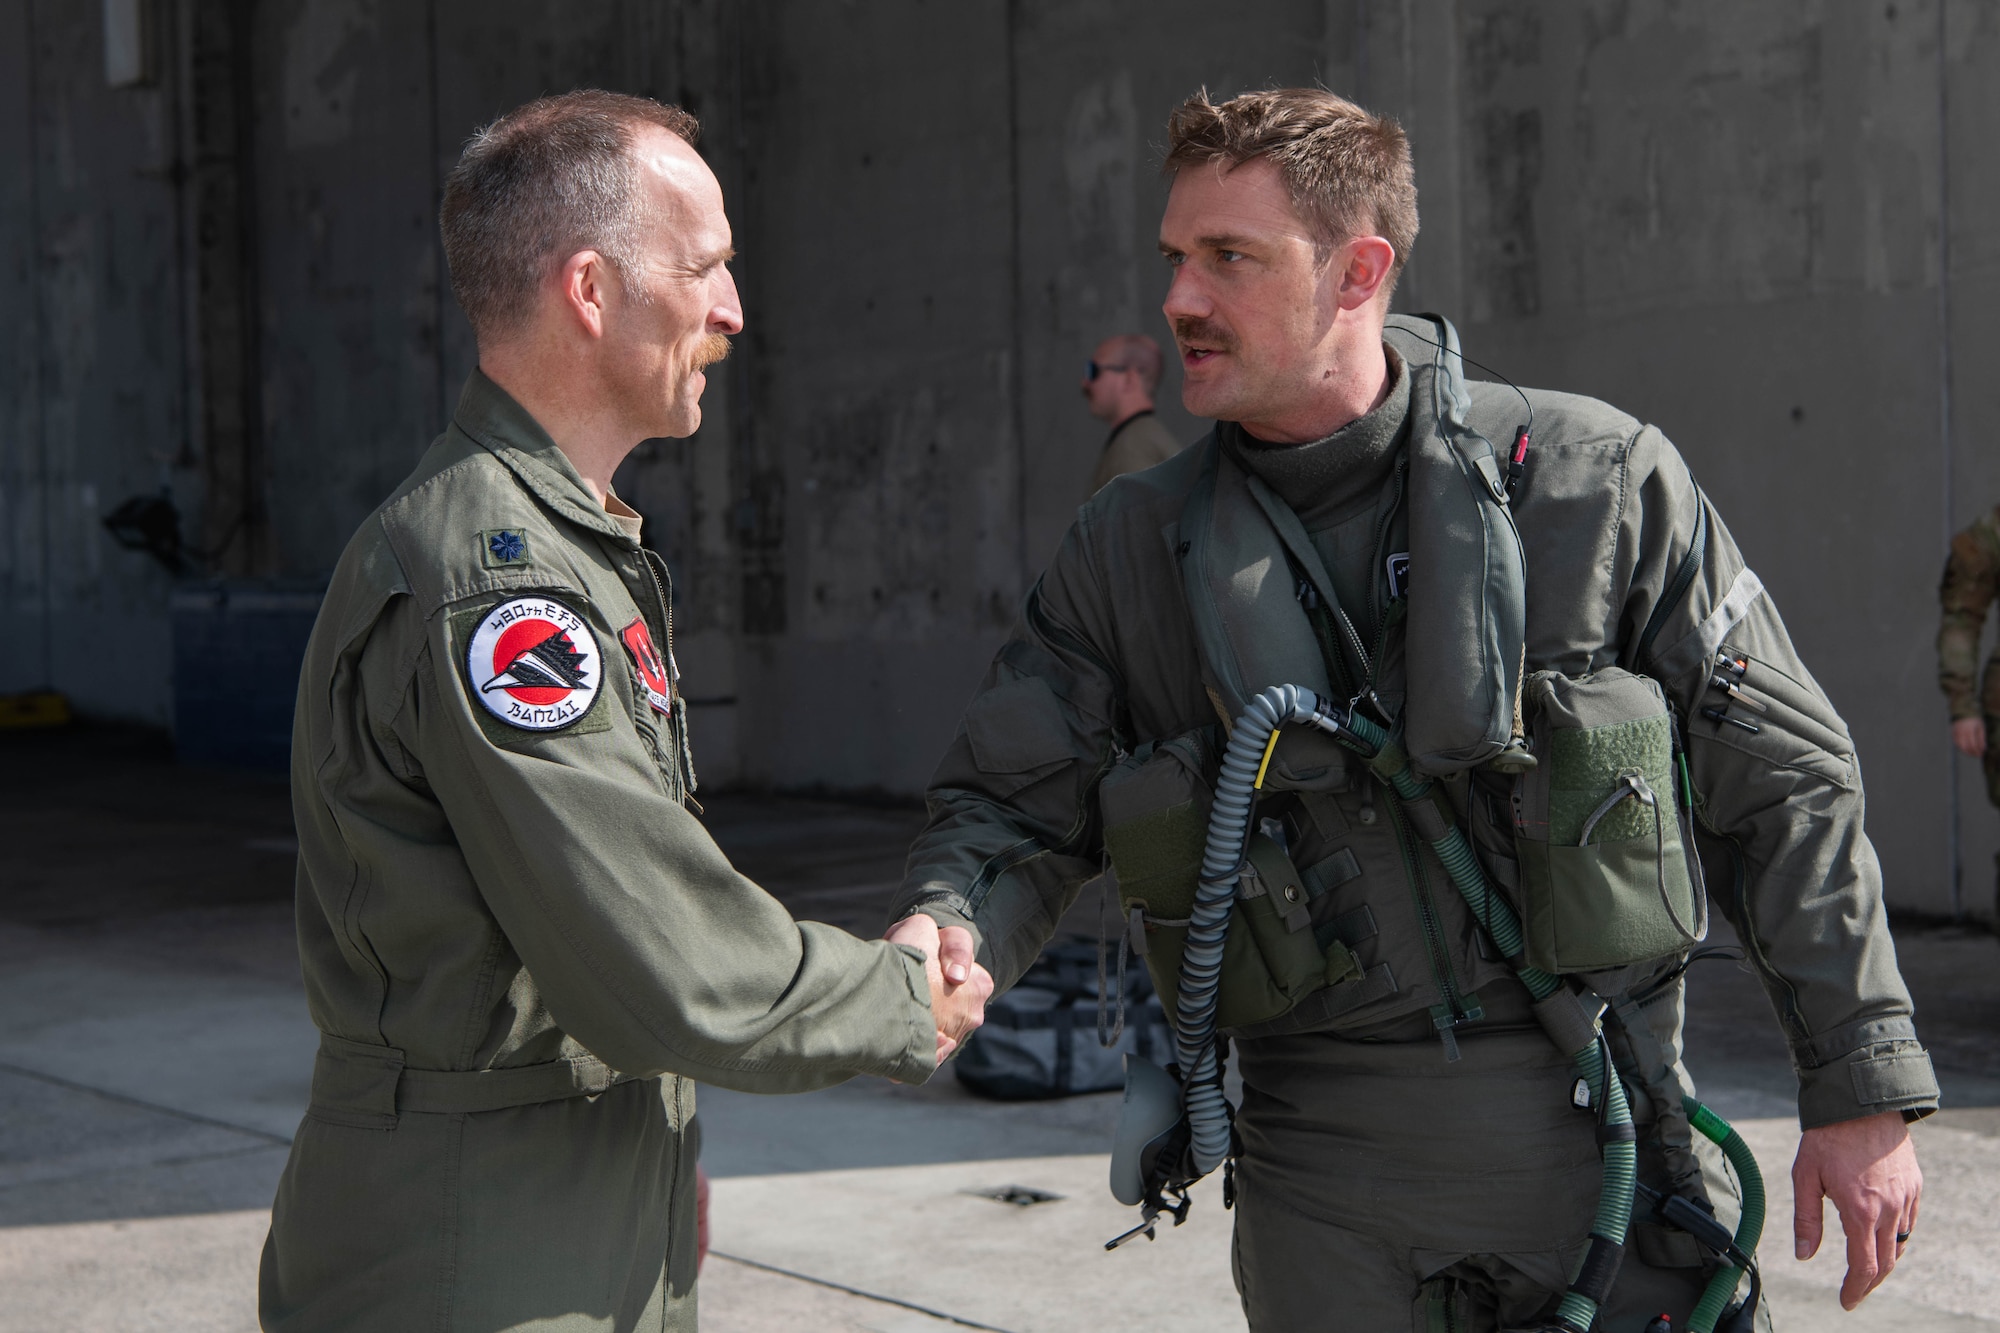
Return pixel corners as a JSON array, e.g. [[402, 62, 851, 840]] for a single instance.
[[1090, 409, 1184, 496], [894, 317, 1938, 1331], [261, 370, 939, 1333], [1938, 505, 2000, 808]]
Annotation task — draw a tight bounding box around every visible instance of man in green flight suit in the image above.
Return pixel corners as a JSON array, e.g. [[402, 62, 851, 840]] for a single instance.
[[892, 88, 1935, 1331], [259, 91, 992, 1332], [1938, 504, 2000, 914]]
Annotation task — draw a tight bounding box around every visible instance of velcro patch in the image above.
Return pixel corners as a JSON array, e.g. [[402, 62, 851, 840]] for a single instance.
[[1849, 1048, 1938, 1107], [481, 528, 530, 568], [462, 595, 602, 732]]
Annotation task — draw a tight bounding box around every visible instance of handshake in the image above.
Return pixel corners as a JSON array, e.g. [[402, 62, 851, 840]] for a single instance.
[[885, 914, 995, 1061]]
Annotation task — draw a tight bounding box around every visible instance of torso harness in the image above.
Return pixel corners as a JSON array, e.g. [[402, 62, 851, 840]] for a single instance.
[[1104, 317, 1765, 1333]]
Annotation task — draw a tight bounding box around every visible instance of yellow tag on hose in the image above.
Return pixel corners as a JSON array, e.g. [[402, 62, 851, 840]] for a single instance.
[[1254, 730, 1282, 789]]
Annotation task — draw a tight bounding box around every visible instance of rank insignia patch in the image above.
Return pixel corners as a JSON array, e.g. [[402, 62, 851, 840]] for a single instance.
[[481, 529, 529, 568], [620, 618, 675, 716], [464, 595, 602, 731]]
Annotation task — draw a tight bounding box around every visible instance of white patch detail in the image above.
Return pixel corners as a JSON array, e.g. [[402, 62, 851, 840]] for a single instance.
[[465, 596, 602, 732]]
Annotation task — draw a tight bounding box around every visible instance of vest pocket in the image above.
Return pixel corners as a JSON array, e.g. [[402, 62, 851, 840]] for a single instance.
[[1101, 731, 1340, 1031], [1513, 669, 1704, 973]]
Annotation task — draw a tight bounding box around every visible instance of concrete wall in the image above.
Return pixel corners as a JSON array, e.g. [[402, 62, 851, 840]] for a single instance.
[[2, 0, 193, 724], [0, 0, 1992, 917], [1346, 1, 1990, 918]]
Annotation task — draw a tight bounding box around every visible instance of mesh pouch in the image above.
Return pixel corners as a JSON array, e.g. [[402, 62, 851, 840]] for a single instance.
[[1513, 668, 1706, 973]]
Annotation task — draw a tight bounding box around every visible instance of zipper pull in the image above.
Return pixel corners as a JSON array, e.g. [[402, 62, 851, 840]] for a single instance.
[[1430, 1004, 1463, 1063]]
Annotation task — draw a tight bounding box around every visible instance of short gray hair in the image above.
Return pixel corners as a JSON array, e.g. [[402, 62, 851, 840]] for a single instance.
[[441, 90, 699, 343], [1102, 333, 1164, 395]]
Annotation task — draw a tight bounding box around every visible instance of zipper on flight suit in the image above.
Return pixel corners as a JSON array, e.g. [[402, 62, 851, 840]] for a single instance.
[[1295, 552, 1477, 1056], [1354, 455, 1480, 1053], [638, 547, 699, 801]]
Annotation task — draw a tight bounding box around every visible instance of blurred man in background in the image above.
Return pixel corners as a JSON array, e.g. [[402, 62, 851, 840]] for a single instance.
[[1082, 332, 1182, 494], [1939, 501, 2000, 916]]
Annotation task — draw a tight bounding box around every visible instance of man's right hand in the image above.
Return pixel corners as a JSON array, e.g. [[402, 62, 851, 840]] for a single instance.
[[884, 914, 993, 1061], [1952, 716, 1987, 759]]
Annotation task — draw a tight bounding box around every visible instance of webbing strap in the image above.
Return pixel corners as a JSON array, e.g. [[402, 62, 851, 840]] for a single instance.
[[1634, 482, 1709, 674], [308, 1033, 639, 1128], [1570, 1232, 1626, 1306]]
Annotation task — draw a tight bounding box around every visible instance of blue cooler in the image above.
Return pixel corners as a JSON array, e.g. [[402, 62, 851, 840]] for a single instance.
[[171, 582, 325, 771]]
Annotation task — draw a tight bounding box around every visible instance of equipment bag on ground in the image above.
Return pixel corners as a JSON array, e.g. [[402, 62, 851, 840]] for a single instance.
[[954, 938, 1172, 1100]]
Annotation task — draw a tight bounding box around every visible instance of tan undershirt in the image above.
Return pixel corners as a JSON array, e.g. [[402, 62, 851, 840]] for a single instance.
[[604, 490, 645, 542]]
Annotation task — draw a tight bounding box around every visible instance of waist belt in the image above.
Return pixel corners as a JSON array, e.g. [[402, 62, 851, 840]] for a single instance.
[[309, 1032, 643, 1130]]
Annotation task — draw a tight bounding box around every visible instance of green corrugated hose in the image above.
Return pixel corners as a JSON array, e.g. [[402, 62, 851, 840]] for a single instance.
[[1321, 707, 1634, 1333], [1683, 1097, 1766, 1332]]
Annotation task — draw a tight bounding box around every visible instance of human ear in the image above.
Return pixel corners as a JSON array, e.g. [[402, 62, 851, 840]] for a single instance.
[[1334, 236, 1397, 311], [560, 250, 611, 339]]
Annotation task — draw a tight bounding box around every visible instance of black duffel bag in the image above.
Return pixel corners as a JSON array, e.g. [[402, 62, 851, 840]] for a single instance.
[[954, 938, 1172, 1100]]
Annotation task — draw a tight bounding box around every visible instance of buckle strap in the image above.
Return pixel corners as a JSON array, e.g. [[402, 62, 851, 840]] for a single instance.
[[309, 1033, 638, 1128]]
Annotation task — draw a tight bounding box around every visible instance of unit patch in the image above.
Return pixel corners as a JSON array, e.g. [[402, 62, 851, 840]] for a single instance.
[[463, 595, 602, 731], [620, 618, 676, 716], [481, 529, 530, 568]]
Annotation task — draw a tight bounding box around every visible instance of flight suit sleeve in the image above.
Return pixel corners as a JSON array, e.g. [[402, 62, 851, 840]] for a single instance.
[[400, 590, 938, 1094], [891, 514, 1124, 991], [1937, 522, 1996, 720], [1623, 428, 1940, 1129]]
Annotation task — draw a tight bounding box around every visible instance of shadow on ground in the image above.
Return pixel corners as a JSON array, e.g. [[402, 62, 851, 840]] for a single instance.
[[4, 721, 1998, 1189]]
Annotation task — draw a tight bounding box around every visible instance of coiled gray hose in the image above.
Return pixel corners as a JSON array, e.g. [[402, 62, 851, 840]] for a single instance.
[[1174, 683, 1325, 1173]]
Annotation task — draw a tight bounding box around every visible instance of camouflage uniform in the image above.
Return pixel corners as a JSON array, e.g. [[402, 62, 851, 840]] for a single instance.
[[1938, 505, 2000, 807]]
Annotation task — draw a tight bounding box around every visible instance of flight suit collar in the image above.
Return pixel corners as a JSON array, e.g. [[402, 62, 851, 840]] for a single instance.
[[450, 368, 639, 548], [1224, 345, 1411, 524]]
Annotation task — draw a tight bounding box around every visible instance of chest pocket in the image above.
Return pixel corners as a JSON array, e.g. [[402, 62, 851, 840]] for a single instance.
[[1101, 729, 1364, 1032], [1511, 668, 1706, 973]]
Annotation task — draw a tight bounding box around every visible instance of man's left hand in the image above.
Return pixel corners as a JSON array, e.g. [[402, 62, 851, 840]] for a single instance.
[[1792, 1110, 1923, 1309]]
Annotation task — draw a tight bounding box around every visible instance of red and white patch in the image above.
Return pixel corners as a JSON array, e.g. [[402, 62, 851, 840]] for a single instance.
[[465, 596, 602, 731], [620, 618, 676, 715]]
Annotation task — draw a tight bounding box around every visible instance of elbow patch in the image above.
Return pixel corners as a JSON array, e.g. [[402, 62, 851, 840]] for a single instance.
[[964, 676, 1073, 794]]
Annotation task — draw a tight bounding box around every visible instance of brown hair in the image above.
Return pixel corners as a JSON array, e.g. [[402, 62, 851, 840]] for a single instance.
[[441, 90, 700, 343], [1164, 87, 1418, 279]]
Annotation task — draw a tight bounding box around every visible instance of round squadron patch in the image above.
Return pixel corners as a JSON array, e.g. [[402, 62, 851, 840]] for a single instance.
[[464, 595, 602, 732]]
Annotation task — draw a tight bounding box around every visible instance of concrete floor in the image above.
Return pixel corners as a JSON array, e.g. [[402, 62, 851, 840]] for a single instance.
[[3, 723, 1997, 1331]]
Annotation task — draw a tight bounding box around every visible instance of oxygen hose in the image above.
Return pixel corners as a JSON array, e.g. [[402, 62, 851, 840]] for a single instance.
[[1172, 689, 1753, 1330], [1683, 1097, 1767, 1333], [1175, 684, 1325, 1173], [1179, 688, 1636, 1331], [1314, 703, 1635, 1333]]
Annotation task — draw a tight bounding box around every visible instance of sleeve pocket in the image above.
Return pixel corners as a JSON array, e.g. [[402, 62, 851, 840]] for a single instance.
[[964, 676, 1072, 779]]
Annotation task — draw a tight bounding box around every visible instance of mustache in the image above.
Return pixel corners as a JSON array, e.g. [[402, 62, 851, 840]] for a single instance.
[[691, 333, 732, 371], [1172, 316, 1235, 353]]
